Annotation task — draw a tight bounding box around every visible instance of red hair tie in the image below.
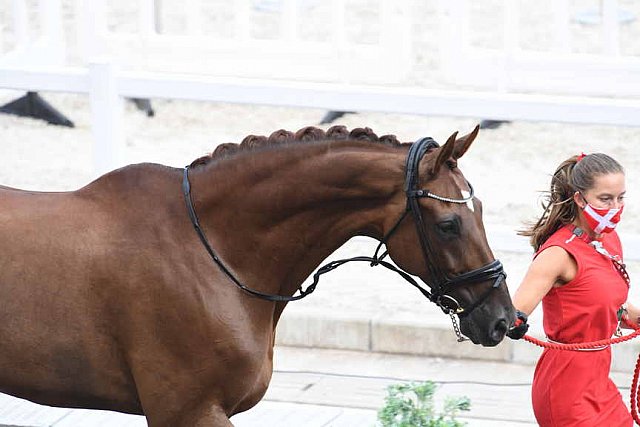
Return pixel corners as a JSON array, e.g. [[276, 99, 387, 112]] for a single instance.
[[577, 152, 587, 162]]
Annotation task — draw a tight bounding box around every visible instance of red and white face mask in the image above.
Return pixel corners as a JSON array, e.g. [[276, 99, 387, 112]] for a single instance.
[[582, 203, 623, 234]]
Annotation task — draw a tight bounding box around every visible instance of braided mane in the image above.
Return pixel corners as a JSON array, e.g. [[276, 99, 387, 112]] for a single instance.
[[190, 125, 408, 168]]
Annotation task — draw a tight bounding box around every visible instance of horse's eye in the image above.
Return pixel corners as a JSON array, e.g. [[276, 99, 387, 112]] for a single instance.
[[446, 160, 457, 169], [437, 220, 460, 236]]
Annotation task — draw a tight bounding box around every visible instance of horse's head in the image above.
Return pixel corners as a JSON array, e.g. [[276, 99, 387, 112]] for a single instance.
[[384, 126, 514, 346]]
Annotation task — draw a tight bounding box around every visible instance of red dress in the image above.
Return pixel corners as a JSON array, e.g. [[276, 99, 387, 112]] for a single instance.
[[532, 225, 632, 427]]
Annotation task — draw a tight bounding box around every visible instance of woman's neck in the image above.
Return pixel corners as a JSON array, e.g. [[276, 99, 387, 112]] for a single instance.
[[572, 215, 603, 241]]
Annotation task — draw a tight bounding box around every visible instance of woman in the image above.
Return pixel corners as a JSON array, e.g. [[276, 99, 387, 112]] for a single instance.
[[508, 152, 637, 426]]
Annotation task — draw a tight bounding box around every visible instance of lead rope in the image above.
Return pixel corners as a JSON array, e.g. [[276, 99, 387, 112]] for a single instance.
[[523, 330, 640, 425]]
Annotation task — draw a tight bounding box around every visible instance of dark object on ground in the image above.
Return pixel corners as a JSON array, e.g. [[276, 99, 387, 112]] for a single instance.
[[131, 98, 155, 117], [479, 120, 510, 130], [0, 91, 74, 127], [319, 110, 354, 124]]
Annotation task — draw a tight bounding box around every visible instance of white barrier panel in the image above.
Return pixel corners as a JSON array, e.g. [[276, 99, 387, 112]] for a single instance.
[[2, 67, 639, 127], [440, 0, 640, 98], [0, 0, 65, 68], [81, 0, 413, 84]]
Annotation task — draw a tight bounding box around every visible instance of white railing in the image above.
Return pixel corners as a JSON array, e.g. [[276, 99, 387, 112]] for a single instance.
[[440, 0, 640, 97], [79, 0, 412, 84], [0, 0, 639, 178], [0, 0, 66, 68]]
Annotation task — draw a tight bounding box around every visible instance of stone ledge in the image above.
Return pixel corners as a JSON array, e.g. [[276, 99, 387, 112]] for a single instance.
[[276, 310, 516, 362], [370, 318, 513, 362], [275, 311, 371, 352], [275, 311, 640, 372]]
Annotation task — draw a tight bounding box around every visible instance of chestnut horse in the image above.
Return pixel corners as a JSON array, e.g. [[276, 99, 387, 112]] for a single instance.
[[0, 125, 514, 425]]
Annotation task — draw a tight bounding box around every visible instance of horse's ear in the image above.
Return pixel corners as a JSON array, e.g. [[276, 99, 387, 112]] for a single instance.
[[431, 131, 457, 175], [453, 124, 480, 160]]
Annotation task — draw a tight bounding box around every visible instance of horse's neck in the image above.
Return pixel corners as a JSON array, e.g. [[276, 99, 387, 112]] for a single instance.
[[190, 141, 406, 302]]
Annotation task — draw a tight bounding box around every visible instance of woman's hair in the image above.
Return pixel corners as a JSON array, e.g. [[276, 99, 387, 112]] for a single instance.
[[519, 153, 624, 251]]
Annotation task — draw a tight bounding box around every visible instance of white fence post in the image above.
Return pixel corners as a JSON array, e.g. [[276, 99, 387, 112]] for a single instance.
[[235, 0, 251, 41], [78, 0, 108, 61], [89, 60, 124, 177], [139, 0, 157, 37], [602, 0, 620, 56], [282, 0, 297, 42], [41, 0, 65, 65], [12, 0, 28, 47], [185, 0, 203, 36], [501, 0, 519, 93], [552, 0, 570, 53]]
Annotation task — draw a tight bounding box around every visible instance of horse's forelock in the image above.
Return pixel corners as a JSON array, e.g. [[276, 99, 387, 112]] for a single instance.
[[190, 126, 404, 167]]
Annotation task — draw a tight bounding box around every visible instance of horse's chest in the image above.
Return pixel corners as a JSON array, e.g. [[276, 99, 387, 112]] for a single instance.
[[231, 356, 274, 415]]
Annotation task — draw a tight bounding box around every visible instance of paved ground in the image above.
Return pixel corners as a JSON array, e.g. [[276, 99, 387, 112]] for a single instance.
[[1, 343, 638, 426], [1, 346, 539, 426]]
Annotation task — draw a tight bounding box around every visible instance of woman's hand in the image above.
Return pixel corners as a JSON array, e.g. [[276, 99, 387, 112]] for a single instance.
[[506, 310, 529, 340], [620, 303, 640, 330]]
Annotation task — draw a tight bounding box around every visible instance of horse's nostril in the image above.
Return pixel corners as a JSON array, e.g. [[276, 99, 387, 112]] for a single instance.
[[492, 318, 508, 341]]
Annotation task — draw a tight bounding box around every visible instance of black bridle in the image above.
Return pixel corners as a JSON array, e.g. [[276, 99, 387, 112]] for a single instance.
[[394, 137, 506, 317], [182, 136, 506, 322]]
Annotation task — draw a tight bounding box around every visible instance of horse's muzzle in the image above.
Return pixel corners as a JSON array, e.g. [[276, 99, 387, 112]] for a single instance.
[[460, 307, 513, 346]]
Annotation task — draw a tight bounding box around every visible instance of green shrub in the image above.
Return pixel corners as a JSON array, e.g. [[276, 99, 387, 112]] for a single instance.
[[377, 381, 471, 427]]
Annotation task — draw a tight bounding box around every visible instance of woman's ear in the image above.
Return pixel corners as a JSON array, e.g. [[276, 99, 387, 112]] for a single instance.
[[573, 191, 585, 209]]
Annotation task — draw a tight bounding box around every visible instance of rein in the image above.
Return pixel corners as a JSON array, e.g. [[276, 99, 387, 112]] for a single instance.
[[182, 136, 506, 340], [523, 332, 640, 425]]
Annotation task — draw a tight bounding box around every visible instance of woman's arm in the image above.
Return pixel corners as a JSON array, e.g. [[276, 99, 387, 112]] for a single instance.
[[507, 245, 576, 339], [512, 245, 578, 316]]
